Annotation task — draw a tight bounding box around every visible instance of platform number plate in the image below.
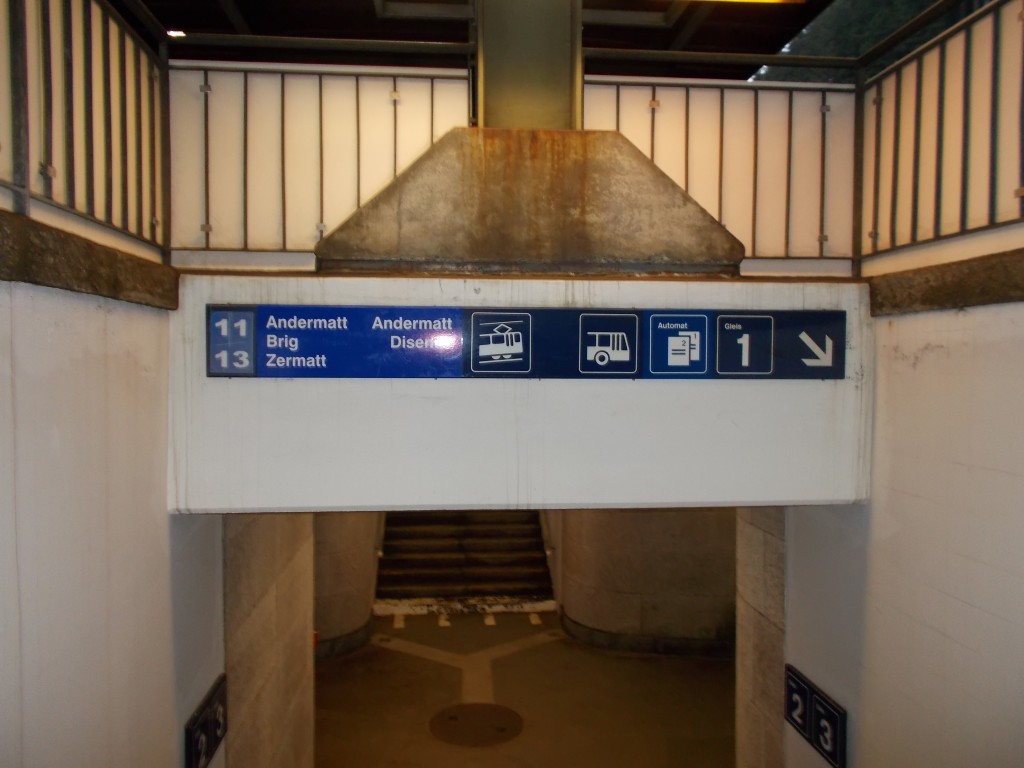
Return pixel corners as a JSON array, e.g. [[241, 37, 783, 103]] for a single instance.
[[185, 674, 228, 768], [208, 307, 256, 377], [785, 664, 846, 768]]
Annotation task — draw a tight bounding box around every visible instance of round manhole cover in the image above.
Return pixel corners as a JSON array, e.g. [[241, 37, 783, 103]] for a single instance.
[[429, 703, 523, 747]]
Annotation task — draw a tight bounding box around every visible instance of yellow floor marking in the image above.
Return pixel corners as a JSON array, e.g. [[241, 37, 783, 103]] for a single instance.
[[484, 614, 497, 627], [529, 613, 543, 626], [438, 614, 451, 627], [393, 614, 405, 630]]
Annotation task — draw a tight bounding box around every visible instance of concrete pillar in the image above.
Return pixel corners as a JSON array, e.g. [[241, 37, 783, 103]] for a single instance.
[[314, 511, 382, 656], [559, 508, 736, 653], [735, 507, 785, 768], [223, 514, 314, 768]]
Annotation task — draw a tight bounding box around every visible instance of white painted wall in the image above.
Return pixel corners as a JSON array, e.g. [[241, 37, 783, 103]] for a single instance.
[[0, 283, 224, 768], [169, 276, 871, 513], [785, 301, 1024, 767]]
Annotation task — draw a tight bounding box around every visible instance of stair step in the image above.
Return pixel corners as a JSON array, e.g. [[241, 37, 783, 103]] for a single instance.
[[375, 581, 554, 599], [386, 510, 538, 526], [381, 551, 547, 568], [383, 536, 544, 554], [384, 523, 540, 541], [377, 563, 551, 581]]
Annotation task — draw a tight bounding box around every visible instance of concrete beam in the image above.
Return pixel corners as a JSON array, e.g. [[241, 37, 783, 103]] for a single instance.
[[868, 249, 1024, 317], [0, 210, 179, 310], [316, 128, 744, 275]]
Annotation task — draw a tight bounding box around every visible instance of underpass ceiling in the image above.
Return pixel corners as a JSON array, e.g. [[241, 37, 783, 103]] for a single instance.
[[109, 0, 836, 79]]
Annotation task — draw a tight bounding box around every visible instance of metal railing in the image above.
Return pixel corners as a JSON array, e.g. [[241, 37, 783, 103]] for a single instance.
[[168, 64, 471, 253], [1, 0, 168, 254], [860, 0, 1023, 257], [4, 0, 1020, 267], [584, 79, 857, 259]]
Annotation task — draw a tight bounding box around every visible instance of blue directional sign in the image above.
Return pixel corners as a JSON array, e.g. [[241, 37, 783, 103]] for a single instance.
[[206, 305, 846, 380]]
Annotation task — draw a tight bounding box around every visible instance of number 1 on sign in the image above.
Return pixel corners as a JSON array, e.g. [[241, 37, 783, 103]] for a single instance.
[[736, 333, 750, 367]]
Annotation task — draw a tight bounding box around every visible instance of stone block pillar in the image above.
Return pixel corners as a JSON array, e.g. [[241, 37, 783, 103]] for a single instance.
[[736, 507, 785, 768], [559, 508, 736, 653], [314, 511, 382, 656], [223, 514, 314, 768]]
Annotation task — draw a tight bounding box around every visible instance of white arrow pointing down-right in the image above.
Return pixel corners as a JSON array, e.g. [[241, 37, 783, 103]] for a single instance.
[[799, 332, 833, 367]]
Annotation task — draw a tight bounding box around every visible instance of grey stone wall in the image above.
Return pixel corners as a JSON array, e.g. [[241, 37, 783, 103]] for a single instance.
[[559, 508, 736, 652], [735, 507, 785, 768], [314, 512, 381, 655], [223, 514, 314, 768]]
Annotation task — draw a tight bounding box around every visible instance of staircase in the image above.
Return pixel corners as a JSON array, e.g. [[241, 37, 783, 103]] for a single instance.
[[376, 510, 553, 600]]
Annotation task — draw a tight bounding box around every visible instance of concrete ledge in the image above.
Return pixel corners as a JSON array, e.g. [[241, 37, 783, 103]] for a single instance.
[[561, 613, 733, 657], [0, 210, 178, 310], [315, 619, 373, 659], [868, 249, 1024, 316]]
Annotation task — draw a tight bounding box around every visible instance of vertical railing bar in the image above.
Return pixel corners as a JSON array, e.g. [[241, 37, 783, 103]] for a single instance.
[[987, 8, 1000, 225], [82, 0, 94, 216], [649, 85, 656, 162], [684, 87, 690, 191], [1020, 0, 1024, 219], [280, 72, 286, 249], [159, 42, 171, 259], [960, 25, 972, 233], [871, 83, 883, 254], [851, 69, 866, 267], [392, 75, 398, 179], [40, 0, 55, 200], [242, 71, 248, 250], [819, 90, 827, 258], [430, 77, 435, 143], [134, 42, 143, 236], [118, 26, 128, 230], [910, 59, 923, 243], [934, 42, 946, 238], [148, 54, 157, 243], [751, 90, 759, 258], [101, 7, 113, 224], [717, 88, 724, 222], [8, 0, 29, 214], [318, 74, 324, 241], [355, 76, 361, 206], [203, 69, 210, 249], [62, 0, 75, 209], [890, 68, 902, 249], [615, 84, 620, 132], [784, 90, 793, 257]]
